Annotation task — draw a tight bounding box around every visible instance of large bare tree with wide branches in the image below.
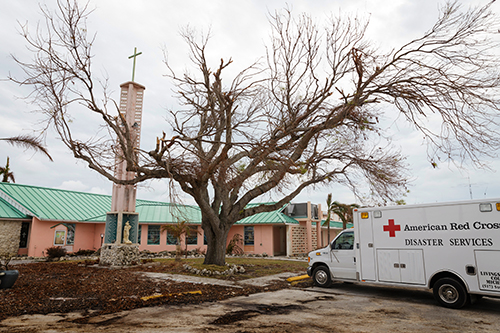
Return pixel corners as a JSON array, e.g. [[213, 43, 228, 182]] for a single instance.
[[10, 0, 500, 265]]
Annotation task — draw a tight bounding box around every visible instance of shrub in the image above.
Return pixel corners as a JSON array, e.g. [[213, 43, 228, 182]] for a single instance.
[[83, 259, 99, 266], [45, 246, 67, 260], [226, 234, 244, 255], [74, 249, 95, 256]]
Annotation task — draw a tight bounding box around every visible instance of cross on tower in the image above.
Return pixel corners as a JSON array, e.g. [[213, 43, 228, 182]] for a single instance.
[[128, 47, 142, 82]]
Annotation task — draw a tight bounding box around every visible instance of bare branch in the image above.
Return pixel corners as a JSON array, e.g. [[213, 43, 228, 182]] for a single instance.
[[11, 0, 500, 265]]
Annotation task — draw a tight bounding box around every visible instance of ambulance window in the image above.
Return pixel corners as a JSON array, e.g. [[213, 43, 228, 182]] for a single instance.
[[332, 231, 354, 250]]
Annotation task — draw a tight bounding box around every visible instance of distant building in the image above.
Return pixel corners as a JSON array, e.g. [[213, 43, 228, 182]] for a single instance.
[[0, 183, 339, 258], [317, 208, 354, 247]]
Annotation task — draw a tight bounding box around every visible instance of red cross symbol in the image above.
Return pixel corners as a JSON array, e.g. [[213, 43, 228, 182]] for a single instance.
[[383, 219, 401, 237]]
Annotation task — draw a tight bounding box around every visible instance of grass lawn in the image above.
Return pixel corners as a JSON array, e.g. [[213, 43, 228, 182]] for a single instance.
[[150, 257, 309, 281]]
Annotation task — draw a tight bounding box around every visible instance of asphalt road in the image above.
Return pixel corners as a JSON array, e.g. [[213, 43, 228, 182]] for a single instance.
[[2, 282, 500, 332]]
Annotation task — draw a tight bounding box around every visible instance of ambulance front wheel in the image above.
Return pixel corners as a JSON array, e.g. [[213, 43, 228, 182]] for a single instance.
[[313, 266, 332, 288], [433, 277, 469, 309]]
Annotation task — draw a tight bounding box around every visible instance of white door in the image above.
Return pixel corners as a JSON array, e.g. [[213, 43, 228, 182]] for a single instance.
[[377, 249, 401, 282], [399, 250, 425, 284], [358, 216, 376, 281], [377, 249, 425, 284], [475, 250, 500, 292], [329, 231, 356, 280]]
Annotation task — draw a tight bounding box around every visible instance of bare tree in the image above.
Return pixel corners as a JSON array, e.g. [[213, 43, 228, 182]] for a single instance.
[[9, 0, 500, 265]]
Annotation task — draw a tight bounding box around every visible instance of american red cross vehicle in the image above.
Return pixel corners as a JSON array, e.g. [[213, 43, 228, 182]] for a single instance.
[[307, 199, 500, 308]]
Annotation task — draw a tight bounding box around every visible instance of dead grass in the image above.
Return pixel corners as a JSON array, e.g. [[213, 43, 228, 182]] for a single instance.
[[153, 257, 308, 281]]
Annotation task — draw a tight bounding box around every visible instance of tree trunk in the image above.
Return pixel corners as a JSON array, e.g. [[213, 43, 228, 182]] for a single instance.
[[175, 243, 181, 261], [327, 223, 330, 245], [202, 220, 230, 266]]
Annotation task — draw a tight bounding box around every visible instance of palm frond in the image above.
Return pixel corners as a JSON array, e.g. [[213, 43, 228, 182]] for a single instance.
[[0, 135, 53, 161]]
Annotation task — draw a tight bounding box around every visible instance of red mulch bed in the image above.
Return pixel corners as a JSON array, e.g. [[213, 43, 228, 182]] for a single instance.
[[0, 261, 291, 322]]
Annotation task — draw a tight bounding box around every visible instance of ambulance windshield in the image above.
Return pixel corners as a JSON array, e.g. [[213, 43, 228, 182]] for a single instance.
[[331, 231, 354, 250]]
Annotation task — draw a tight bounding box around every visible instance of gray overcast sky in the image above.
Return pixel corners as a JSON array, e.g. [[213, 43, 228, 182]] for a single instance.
[[1, 0, 499, 209]]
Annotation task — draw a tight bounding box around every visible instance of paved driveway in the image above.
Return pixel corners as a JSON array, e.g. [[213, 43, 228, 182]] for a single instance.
[[2, 281, 500, 332]]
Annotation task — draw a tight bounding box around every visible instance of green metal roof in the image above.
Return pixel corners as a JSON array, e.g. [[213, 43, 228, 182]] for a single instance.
[[0, 196, 29, 219], [84, 201, 203, 224], [136, 202, 202, 223], [0, 183, 297, 225], [0, 183, 112, 222], [318, 220, 353, 229], [236, 210, 299, 225]]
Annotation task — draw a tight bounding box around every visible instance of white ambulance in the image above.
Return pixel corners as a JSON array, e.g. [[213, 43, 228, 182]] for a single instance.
[[307, 198, 500, 308]]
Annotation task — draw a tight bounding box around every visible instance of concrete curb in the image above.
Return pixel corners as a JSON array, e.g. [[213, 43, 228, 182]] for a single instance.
[[286, 274, 310, 283]]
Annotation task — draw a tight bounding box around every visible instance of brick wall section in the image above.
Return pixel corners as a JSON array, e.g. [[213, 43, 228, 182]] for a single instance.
[[311, 227, 317, 250], [290, 224, 318, 255], [290, 225, 306, 255], [0, 221, 22, 257]]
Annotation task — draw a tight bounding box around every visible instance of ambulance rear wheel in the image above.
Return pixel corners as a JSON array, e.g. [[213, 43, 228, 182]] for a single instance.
[[313, 266, 332, 288], [433, 277, 468, 309]]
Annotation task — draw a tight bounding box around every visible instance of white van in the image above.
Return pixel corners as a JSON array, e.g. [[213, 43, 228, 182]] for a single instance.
[[307, 199, 500, 308]]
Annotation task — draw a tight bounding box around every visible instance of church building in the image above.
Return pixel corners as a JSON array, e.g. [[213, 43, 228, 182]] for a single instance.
[[0, 182, 344, 259]]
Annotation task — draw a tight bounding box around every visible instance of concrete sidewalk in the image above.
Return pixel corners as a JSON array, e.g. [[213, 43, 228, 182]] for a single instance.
[[141, 271, 300, 288]]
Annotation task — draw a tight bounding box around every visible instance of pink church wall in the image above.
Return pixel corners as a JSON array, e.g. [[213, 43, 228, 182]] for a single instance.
[[73, 223, 105, 252], [227, 225, 277, 255], [24, 220, 289, 258], [25, 219, 107, 257], [93, 224, 106, 249], [138, 225, 207, 253], [27, 218, 58, 257], [227, 225, 244, 251]]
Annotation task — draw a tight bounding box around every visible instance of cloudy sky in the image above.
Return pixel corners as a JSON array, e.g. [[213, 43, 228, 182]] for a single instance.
[[1, 0, 500, 209]]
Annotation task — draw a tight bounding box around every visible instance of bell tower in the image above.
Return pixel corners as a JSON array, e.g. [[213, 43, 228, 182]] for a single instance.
[[100, 48, 145, 266]]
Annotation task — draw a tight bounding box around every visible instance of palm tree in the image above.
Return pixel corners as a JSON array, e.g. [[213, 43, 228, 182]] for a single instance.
[[330, 201, 360, 230], [0, 135, 53, 161], [161, 221, 200, 260], [323, 194, 334, 247], [323, 194, 360, 246], [0, 157, 15, 183]]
